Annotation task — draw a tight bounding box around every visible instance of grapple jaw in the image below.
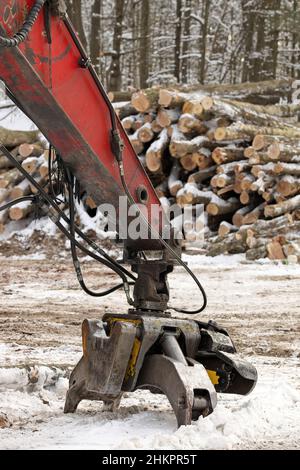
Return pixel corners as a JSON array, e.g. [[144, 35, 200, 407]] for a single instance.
[[64, 314, 257, 427]]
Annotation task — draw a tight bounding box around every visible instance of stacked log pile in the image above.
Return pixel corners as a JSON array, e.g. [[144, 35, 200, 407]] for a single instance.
[[113, 79, 300, 261], [0, 79, 300, 262], [0, 127, 46, 232]]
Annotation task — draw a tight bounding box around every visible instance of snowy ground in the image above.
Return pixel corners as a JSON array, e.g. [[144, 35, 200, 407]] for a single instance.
[[0, 252, 299, 449]]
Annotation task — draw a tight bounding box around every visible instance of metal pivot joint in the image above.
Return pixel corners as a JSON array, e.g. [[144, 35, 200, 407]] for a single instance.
[[65, 313, 257, 427]]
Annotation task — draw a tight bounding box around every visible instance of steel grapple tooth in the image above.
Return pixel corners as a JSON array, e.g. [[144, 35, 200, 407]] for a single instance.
[[135, 354, 217, 427], [64, 319, 136, 413]]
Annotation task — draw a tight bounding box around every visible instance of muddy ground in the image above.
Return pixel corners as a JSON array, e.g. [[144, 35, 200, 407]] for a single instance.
[[0, 249, 299, 359], [0, 243, 299, 449]]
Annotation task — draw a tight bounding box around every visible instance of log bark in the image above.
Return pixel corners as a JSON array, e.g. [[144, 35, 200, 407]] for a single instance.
[[151, 119, 163, 134], [214, 125, 253, 142], [21, 157, 42, 174], [0, 189, 8, 204], [217, 184, 235, 196], [226, 99, 300, 118], [176, 184, 214, 206], [29, 175, 45, 194], [273, 162, 300, 177], [215, 173, 235, 188], [241, 174, 255, 191], [267, 142, 300, 160], [131, 89, 159, 112], [239, 190, 251, 205], [276, 176, 300, 197], [206, 233, 246, 256], [0, 147, 22, 170], [246, 214, 294, 238], [0, 127, 39, 147], [170, 134, 210, 158], [182, 100, 204, 118], [217, 123, 300, 142], [249, 152, 300, 165], [264, 194, 300, 218], [158, 89, 186, 108], [187, 166, 217, 184], [207, 196, 240, 216], [168, 162, 183, 196], [180, 154, 197, 171], [0, 209, 8, 234], [137, 123, 154, 143], [39, 163, 49, 178], [9, 200, 33, 221], [252, 134, 300, 151], [178, 114, 208, 135], [244, 146, 256, 158], [0, 168, 22, 188], [108, 90, 133, 102], [145, 129, 169, 173], [18, 142, 44, 158], [129, 130, 144, 154], [192, 149, 213, 169], [115, 102, 138, 120], [246, 245, 267, 260], [218, 221, 238, 237], [209, 98, 286, 128], [9, 179, 31, 199], [156, 109, 180, 128], [216, 161, 249, 175], [212, 146, 245, 165], [232, 206, 253, 227], [250, 173, 274, 193], [267, 241, 285, 260], [242, 203, 266, 224], [155, 180, 168, 198]]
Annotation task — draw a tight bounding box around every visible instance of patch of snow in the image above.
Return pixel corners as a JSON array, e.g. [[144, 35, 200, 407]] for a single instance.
[[7, 253, 47, 261], [0, 361, 299, 449], [182, 253, 246, 266], [0, 216, 57, 242], [0, 101, 37, 132]]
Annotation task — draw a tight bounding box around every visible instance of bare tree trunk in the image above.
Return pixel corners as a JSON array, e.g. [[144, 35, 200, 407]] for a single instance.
[[260, 0, 281, 80], [175, 0, 182, 83], [90, 0, 102, 75], [108, 0, 124, 91], [242, 1, 257, 82], [65, 0, 87, 50], [199, 0, 210, 84], [139, 0, 150, 88], [181, 0, 192, 84]]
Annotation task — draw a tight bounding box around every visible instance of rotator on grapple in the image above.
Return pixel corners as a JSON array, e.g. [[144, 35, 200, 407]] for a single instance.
[[0, 0, 257, 427]]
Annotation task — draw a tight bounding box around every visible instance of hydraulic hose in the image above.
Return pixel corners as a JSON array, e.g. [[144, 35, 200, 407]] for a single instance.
[[0, 0, 46, 48]]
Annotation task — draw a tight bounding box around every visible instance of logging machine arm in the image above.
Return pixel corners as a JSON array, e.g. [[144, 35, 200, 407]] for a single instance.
[[0, 0, 257, 427]]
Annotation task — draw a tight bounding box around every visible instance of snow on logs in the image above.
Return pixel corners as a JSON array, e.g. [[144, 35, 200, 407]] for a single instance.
[[1, 79, 300, 262], [115, 80, 300, 261], [0, 132, 45, 228]]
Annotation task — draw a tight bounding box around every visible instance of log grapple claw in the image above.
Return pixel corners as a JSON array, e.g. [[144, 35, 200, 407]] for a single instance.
[[64, 313, 257, 427]]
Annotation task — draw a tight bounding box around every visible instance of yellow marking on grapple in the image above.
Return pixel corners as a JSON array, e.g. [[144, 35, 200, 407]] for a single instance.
[[206, 369, 220, 385], [107, 317, 141, 329], [107, 317, 142, 380], [82, 320, 89, 357], [126, 337, 142, 379]]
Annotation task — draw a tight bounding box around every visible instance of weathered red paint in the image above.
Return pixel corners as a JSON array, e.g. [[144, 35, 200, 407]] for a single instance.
[[0, 0, 164, 244]]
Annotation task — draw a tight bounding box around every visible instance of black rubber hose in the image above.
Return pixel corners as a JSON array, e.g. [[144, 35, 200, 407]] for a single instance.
[[0, 144, 134, 292], [0, 196, 35, 213], [67, 14, 208, 315], [67, 172, 126, 298], [0, 0, 46, 48], [118, 164, 207, 315]]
